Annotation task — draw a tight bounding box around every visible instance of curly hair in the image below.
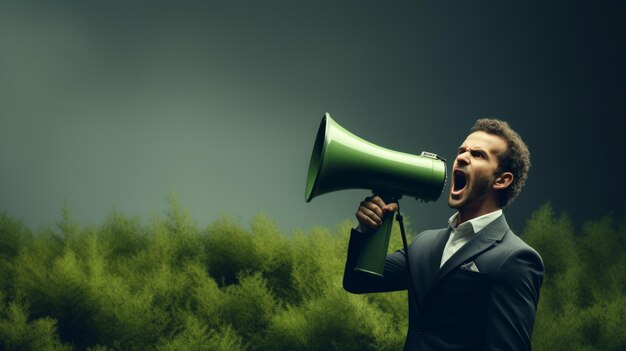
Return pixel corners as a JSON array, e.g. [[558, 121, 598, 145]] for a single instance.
[[469, 118, 531, 207]]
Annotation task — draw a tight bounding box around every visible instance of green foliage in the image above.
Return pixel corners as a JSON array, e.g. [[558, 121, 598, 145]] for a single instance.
[[156, 317, 243, 351], [0, 214, 33, 295], [0, 201, 623, 350], [522, 204, 626, 351], [290, 226, 344, 300], [259, 288, 404, 351], [220, 272, 276, 344], [204, 215, 258, 287], [0, 292, 71, 351]]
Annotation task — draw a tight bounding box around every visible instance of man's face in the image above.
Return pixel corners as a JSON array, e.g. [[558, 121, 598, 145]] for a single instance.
[[448, 131, 507, 211]]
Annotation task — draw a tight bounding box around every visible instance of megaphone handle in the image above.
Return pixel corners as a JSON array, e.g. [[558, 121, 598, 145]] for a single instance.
[[395, 202, 419, 303]]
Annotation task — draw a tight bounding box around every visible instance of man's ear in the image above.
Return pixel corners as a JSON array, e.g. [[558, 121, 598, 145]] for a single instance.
[[492, 172, 513, 190]]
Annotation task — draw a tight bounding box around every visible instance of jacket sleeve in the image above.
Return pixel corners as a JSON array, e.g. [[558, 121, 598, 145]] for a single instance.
[[343, 228, 409, 294], [485, 248, 544, 350]]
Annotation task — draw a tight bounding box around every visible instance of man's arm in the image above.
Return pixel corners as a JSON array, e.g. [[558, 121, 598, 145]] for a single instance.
[[486, 248, 544, 350], [343, 228, 408, 293]]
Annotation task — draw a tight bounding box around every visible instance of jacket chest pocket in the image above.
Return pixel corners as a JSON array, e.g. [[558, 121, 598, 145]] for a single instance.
[[447, 269, 490, 295]]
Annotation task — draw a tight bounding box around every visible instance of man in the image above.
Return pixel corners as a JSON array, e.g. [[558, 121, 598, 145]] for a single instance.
[[343, 119, 544, 350]]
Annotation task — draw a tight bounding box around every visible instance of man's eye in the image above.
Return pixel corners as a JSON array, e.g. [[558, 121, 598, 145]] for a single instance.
[[472, 151, 483, 158]]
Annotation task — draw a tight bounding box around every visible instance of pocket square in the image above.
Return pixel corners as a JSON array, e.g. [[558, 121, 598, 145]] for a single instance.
[[461, 261, 480, 272]]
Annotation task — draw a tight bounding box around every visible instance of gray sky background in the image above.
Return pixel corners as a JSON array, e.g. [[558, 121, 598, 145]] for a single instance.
[[1, 1, 624, 235]]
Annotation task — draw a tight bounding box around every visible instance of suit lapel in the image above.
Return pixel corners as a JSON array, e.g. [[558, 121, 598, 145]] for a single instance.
[[411, 227, 451, 306], [430, 227, 450, 278], [432, 214, 510, 286]]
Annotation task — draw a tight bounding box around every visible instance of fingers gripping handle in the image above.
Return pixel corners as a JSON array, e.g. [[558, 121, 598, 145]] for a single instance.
[[354, 193, 399, 277]]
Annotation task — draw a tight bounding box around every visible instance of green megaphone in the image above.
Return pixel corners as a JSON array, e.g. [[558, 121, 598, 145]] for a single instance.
[[305, 113, 447, 277]]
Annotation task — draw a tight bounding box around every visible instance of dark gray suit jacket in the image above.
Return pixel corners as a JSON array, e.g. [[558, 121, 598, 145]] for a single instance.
[[343, 214, 544, 351]]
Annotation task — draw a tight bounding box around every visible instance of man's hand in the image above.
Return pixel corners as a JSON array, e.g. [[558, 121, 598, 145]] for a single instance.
[[355, 195, 398, 233]]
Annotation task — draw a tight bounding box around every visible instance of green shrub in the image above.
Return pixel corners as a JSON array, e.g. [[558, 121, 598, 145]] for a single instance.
[[97, 212, 149, 259], [248, 214, 297, 302], [204, 216, 258, 286], [0, 214, 33, 296], [290, 225, 345, 301], [523, 204, 626, 351], [0, 201, 623, 350], [259, 287, 404, 351], [0, 293, 71, 351], [220, 272, 276, 344], [157, 317, 243, 351]]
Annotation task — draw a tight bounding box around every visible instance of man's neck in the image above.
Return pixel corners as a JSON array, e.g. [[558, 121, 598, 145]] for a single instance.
[[457, 202, 501, 225]]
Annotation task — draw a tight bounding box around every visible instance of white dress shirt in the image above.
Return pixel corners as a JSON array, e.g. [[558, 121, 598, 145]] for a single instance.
[[440, 209, 503, 267]]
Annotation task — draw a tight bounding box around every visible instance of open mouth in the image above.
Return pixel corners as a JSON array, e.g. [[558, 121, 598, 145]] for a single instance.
[[452, 170, 467, 193]]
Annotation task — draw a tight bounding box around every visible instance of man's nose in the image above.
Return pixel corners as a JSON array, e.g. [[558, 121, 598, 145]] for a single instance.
[[456, 152, 469, 166]]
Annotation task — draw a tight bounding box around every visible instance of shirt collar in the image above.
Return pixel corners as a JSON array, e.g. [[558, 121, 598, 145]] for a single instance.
[[448, 209, 503, 234]]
